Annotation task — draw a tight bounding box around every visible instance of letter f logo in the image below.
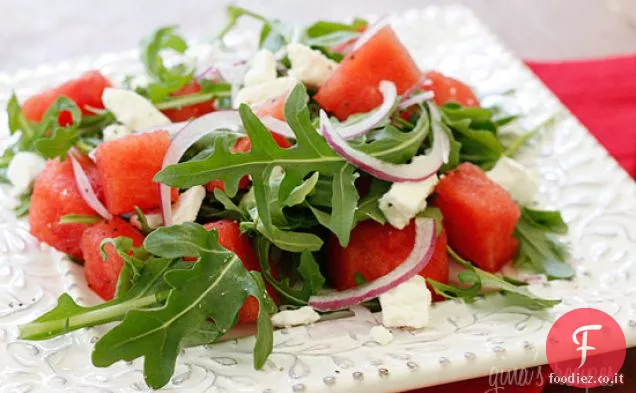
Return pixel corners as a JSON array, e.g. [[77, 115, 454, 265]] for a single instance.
[[572, 324, 602, 368]]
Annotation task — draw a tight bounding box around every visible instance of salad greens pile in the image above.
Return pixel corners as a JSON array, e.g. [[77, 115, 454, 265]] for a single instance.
[[13, 5, 574, 389]]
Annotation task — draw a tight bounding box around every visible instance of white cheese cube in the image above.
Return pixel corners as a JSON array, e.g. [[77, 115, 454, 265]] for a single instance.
[[102, 88, 171, 131], [131, 186, 205, 230], [287, 43, 337, 88], [233, 76, 297, 109], [379, 175, 439, 230], [486, 157, 538, 206], [244, 49, 277, 86], [7, 152, 46, 196], [379, 275, 432, 329], [103, 124, 132, 142], [271, 306, 321, 328], [369, 325, 394, 345]]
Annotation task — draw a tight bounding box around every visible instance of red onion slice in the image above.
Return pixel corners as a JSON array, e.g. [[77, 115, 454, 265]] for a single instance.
[[320, 108, 449, 182], [139, 121, 188, 136], [160, 111, 243, 226], [309, 217, 436, 311], [70, 155, 112, 221], [397, 91, 435, 110], [351, 16, 389, 53], [336, 81, 397, 140], [259, 116, 295, 139]]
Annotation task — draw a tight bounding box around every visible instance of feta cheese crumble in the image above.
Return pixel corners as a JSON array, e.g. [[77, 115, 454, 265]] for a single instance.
[[379, 275, 432, 329], [7, 152, 46, 196], [102, 88, 170, 131], [286, 43, 337, 88], [486, 157, 538, 206], [379, 175, 439, 230], [271, 306, 321, 328], [132, 186, 206, 229], [233, 77, 297, 109], [243, 49, 277, 86], [369, 325, 394, 345], [102, 124, 132, 142]]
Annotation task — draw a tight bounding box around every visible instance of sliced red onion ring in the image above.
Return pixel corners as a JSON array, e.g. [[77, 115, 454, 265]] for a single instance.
[[160, 111, 243, 226], [196, 65, 222, 81], [259, 116, 295, 139], [397, 91, 435, 110], [139, 121, 188, 136], [309, 217, 436, 311], [401, 76, 433, 99], [351, 16, 389, 53], [70, 155, 112, 221], [336, 81, 397, 140], [320, 108, 449, 182]]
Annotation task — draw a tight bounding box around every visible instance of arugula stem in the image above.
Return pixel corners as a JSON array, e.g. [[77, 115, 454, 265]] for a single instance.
[[504, 114, 558, 157], [154, 91, 229, 110], [18, 292, 166, 340]]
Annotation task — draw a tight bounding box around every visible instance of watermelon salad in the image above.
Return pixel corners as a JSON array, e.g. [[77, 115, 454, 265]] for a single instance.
[[3, 6, 573, 389]]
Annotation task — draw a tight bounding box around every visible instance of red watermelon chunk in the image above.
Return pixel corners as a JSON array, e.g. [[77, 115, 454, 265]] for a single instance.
[[95, 130, 177, 215], [80, 217, 145, 300], [161, 81, 216, 122], [254, 95, 286, 121], [203, 220, 279, 324], [434, 163, 520, 272], [326, 220, 449, 296], [29, 155, 102, 259], [23, 70, 112, 123], [314, 26, 421, 120], [425, 71, 480, 108]]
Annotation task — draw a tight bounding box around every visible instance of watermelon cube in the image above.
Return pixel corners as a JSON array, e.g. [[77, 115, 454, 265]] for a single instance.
[[23, 70, 112, 123], [434, 163, 520, 272], [80, 217, 145, 300], [29, 155, 102, 259], [326, 220, 449, 295], [95, 131, 177, 215], [314, 26, 421, 120]]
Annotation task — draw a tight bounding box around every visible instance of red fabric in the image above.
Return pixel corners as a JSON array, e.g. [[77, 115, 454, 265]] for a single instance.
[[405, 55, 636, 393], [527, 55, 636, 178]]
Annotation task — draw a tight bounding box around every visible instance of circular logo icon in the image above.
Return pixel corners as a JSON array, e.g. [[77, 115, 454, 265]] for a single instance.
[[546, 308, 626, 388]]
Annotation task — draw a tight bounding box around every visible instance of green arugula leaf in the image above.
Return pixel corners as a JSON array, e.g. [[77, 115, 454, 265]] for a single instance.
[[304, 18, 367, 38], [94, 224, 275, 388], [440, 102, 504, 170], [140, 26, 193, 102], [14, 193, 31, 217], [34, 97, 82, 159], [218, 6, 290, 52], [255, 236, 325, 305], [428, 247, 561, 310], [354, 178, 390, 224], [18, 256, 177, 341], [284, 172, 320, 207], [514, 207, 574, 279]]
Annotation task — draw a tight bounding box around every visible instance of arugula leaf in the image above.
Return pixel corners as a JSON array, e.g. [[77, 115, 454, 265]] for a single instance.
[[218, 5, 290, 52], [304, 18, 367, 37], [284, 172, 320, 207], [255, 236, 325, 305], [14, 193, 31, 217], [157, 84, 352, 249], [18, 256, 177, 341], [440, 103, 504, 170], [140, 26, 193, 102], [514, 207, 574, 279], [354, 178, 390, 224], [428, 247, 561, 310], [94, 224, 275, 388]]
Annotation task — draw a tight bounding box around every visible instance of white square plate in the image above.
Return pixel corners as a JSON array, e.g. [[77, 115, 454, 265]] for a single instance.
[[1, 6, 636, 393]]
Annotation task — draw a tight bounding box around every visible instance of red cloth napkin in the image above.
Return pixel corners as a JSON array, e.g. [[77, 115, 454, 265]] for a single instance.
[[405, 55, 636, 393], [527, 55, 636, 178]]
